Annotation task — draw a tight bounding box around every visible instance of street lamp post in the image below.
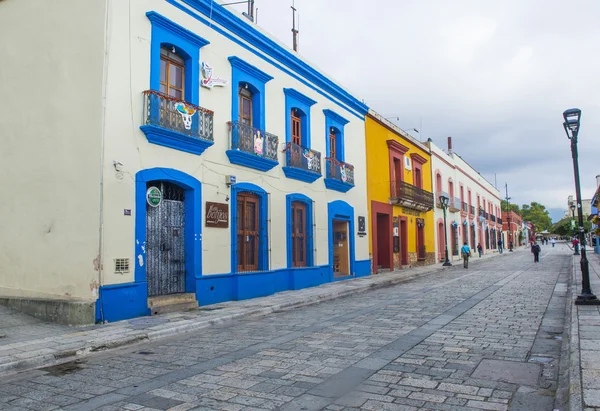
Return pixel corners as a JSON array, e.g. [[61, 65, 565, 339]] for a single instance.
[[439, 194, 452, 266], [571, 203, 579, 255], [505, 184, 513, 251], [563, 108, 599, 305]]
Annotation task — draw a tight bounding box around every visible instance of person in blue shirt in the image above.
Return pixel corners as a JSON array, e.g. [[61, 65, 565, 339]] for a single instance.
[[461, 242, 472, 269]]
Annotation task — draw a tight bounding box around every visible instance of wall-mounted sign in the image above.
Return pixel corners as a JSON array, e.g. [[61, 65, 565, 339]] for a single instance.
[[205, 202, 229, 228], [124, 209, 131, 216], [358, 216, 366, 237], [146, 186, 162, 207], [201, 62, 228, 89]]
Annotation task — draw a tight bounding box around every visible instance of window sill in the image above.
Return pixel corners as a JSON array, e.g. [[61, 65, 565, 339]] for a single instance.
[[226, 149, 278, 172], [282, 167, 321, 183], [140, 125, 214, 155], [324, 177, 354, 193]]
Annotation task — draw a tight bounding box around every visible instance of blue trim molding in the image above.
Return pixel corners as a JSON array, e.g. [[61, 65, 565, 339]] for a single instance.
[[146, 11, 209, 106], [284, 88, 316, 147], [140, 125, 214, 155], [327, 200, 356, 281], [324, 109, 349, 161], [324, 178, 354, 193], [226, 150, 278, 172], [282, 167, 321, 183], [286, 194, 314, 268], [135, 168, 202, 286], [229, 56, 273, 131], [165, 0, 368, 120], [230, 183, 269, 273]]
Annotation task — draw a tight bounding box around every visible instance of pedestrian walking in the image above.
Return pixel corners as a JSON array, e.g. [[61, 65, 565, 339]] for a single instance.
[[509, 240, 513, 250], [497, 238, 503, 254], [477, 243, 483, 258], [573, 238, 580, 253], [532, 241, 541, 262], [461, 242, 472, 268], [551, 238, 556, 247]]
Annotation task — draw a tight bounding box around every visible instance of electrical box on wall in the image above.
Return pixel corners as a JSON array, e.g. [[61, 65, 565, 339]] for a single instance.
[[226, 175, 236, 186]]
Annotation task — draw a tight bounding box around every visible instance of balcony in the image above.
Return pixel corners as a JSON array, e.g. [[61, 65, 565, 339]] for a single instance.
[[469, 205, 475, 215], [226, 121, 279, 172], [392, 181, 434, 212], [449, 197, 461, 212], [324, 158, 354, 192], [461, 201, 468, 213], [498, 218, 503, 225], [490, 214, 496, 222], [140, 90, 214, 155], [282, 142, 322, 183]]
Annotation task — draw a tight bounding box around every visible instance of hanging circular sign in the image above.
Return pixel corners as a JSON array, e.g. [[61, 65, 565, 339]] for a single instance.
[[146, 186, 162, 207]]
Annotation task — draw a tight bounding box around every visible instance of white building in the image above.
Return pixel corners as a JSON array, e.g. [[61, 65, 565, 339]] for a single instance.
[[428, 138, 503, 262], [0, 0, 371, 324]]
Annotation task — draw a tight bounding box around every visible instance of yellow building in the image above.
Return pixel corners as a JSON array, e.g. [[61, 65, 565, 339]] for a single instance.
[[365, 110, 436, 273]]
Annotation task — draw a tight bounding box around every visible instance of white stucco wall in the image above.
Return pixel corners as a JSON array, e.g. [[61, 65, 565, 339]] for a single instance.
[[99, 0, 369, 286], [429, 142, 502, 261], [0, 0, 106, 301]]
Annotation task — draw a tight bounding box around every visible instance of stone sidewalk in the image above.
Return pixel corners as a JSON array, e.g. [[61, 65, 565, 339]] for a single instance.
[[569, 250, 600, 410], [0, 251, 506, 377]]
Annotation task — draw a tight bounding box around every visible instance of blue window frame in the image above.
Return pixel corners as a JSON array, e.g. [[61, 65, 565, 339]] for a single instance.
[[229, 56, 273, 131], [230, 183, 269, 273], [146, 11, 209, 106], [284, 88, 317, 147], [286, 194, 314, 268], [323, 109, 349, 161]]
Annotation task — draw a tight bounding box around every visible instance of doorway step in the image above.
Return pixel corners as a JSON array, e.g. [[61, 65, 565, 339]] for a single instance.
[[148, 293, 197, 316]]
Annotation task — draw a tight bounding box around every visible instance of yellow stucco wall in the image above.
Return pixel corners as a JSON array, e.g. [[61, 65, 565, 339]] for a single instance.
[[365, 114, 435, 267]]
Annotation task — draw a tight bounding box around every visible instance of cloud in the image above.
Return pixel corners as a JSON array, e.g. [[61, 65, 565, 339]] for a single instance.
[[230, 0, 600, 215]]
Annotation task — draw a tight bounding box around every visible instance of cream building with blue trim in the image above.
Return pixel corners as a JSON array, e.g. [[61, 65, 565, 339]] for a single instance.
[[0, 0, 371, 324]]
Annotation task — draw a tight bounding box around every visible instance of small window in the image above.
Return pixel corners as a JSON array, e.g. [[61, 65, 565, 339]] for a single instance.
[[239, 85, 253, 126], [291, 109, 301, 146], [160, 47, 185, 100], [291, 201, 306, 267]]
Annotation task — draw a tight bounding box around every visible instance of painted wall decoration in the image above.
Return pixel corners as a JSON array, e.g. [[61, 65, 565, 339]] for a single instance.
[[340, 164, 347, 182], [205, 202, 229, 228], [303, 149, 318, 171], [174, 102, 196, 130], [201, 62, 228, 89], [254, 130, 264, 155]]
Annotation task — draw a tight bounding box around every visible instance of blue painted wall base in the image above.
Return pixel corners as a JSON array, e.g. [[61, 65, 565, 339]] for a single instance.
[[96, 282, 150, 323]]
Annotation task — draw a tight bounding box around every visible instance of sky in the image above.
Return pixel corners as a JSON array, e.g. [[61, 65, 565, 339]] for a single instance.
[[229, 0, 600, 222]]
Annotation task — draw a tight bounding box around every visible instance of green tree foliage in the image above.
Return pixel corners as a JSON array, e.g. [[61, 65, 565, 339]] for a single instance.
[[520, 202, 553, 232], [500, 200, 520, 214], [551, 216, 592, 236]]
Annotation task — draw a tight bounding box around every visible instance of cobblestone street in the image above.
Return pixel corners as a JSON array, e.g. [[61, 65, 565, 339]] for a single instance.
[[0, 245, 571, 411]]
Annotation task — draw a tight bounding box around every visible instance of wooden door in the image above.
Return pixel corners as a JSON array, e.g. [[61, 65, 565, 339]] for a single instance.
[[291, 110, 301, 146], [291, 202, 306, 267], [333, 220, 349, 276], [237, 193, 259, 272]]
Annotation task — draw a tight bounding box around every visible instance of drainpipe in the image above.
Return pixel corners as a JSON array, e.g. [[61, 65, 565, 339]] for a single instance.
[[96, 0, 111, 323]]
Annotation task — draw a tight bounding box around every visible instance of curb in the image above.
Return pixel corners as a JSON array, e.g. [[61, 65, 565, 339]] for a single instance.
[[568, 255, 583, 411], [0, 256, 501, 377]]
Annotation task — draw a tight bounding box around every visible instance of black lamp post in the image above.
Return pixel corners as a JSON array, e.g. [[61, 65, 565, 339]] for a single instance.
[[505, 184, 513, 251], [571, 203, 579, 255], [439, 193, 452, 266], [563, 108, 598, 305]]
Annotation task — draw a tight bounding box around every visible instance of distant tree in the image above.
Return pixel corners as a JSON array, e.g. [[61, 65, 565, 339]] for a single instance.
[[551, 216, 592, 236], [520, 202, 553, 232], [500, 200, 520, 214]]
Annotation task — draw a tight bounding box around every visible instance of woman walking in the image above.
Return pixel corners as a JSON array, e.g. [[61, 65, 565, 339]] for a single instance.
[[477, 243, 483, 258]]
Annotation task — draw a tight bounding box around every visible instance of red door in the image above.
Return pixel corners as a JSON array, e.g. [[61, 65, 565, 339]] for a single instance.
[[376, 213, 391, 271]]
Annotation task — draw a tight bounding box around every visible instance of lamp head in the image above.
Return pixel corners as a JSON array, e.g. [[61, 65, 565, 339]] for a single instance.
[[439, 193, 449, 207], [571, 203, 576, 211], [563, 108, 581, 139]]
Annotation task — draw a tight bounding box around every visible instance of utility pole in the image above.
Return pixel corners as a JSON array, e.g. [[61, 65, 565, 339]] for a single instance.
[[291, 2, 298, 52]]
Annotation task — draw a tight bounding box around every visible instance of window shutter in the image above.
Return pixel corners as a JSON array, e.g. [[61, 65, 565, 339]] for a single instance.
[[307, 201, 315, 266]]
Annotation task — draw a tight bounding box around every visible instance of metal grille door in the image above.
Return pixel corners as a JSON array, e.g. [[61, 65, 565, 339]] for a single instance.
[[146, 182, 186, 296]]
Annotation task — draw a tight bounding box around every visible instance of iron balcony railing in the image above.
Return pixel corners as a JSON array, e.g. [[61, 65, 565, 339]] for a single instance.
[[143, 90, 214, 141], [469, 205, 475, 215], [490, 214, 496, 222], [448, 196, 461, 212], [485, 211, 489, 219], [228, 121, 278, 162], [498, 218, 503, 225], [461, 201, 468, 213], [284, 142, 321, 175], [392, 181, 434, 212], [325, 158, 354, 185]]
